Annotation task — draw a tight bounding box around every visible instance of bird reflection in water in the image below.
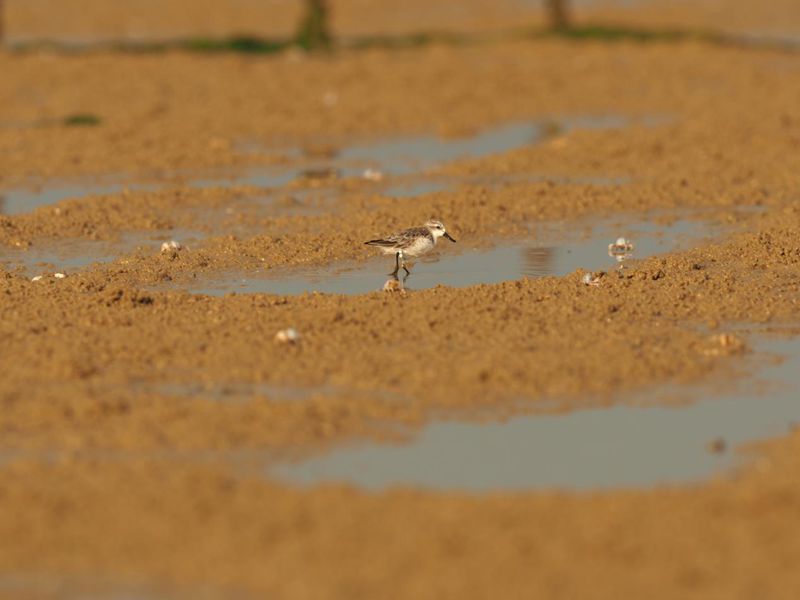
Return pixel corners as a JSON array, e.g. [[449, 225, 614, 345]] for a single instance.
[[522, 246, 555, 278], [608, 237, 635, 269]]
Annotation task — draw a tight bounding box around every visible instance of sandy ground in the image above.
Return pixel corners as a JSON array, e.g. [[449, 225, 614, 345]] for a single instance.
[[2, 3, 800, 598]]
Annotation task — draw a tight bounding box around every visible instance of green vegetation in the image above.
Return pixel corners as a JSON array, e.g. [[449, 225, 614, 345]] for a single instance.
[[542, 24, 714, 43], [63, 113, 102, 127], [6, 21, 791, 57], [180, 35, 288, 54], [346, 31, 475, 51]]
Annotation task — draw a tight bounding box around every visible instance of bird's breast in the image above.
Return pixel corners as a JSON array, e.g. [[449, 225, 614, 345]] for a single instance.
[[403, 237, 435, 257]]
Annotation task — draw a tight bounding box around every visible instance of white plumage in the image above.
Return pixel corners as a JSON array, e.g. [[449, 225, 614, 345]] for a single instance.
[[365, 220, 456, 275]]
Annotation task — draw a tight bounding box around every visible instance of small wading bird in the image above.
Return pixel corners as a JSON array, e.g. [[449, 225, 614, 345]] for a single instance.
[[365, 219, 456, 276]]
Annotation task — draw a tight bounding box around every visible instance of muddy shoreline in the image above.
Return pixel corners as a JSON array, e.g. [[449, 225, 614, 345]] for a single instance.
[[3, 12, 800, 598]]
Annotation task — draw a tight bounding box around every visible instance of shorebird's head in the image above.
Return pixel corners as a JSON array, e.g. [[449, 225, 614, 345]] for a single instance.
[[425, 219, 456, 243]]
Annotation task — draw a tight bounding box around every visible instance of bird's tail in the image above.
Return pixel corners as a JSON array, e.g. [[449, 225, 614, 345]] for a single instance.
[[364, 239, 394, 247]]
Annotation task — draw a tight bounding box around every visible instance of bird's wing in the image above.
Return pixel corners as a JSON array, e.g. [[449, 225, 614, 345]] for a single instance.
[[365, 227, 430, 248], [364, 238, 397, 247], [391, 227, 431, 249]]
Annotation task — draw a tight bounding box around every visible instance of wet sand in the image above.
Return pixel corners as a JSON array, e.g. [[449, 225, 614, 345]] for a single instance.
[[3, 5, 800, 598]]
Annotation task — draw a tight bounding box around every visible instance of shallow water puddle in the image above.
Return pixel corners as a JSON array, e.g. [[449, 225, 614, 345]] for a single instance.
[[0, 169, 304, 216], [0, 180, 164, 216], [140, 381, 407, 405], [240, 114, 649, 191], [268, 332, 800, 491], [0, 229, 204, 275], [0, 572, 245, 600], [331, 115, 637, 177], [381, 173, 630, 198], [0, 175, 303, 217], [181, 214, 722, 296], [0, 238, 118, 274], [0, 114, 649, 215]]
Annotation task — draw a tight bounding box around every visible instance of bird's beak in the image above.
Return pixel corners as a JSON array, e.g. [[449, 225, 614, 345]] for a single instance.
[[444, 232, 457, 243]]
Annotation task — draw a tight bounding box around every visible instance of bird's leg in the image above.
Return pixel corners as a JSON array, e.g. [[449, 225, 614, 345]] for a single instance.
[[400, 251, 411, 276], [390, 251, 401, 276]]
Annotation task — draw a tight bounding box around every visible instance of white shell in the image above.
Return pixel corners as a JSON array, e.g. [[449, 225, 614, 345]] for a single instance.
[[582, 272, 602, 287], [362, 168, 384, 182], [160, 240, 183, 253], [53, 273, 66, 279], [31, 275, 43, 282], [274, 328, 300, 344]]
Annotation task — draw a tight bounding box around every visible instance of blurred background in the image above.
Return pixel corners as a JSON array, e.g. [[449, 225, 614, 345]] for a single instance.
[[3, 0, 800, 45]]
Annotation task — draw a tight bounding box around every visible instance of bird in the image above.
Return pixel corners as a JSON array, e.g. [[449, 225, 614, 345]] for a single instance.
[[365, 219, 456, 276]]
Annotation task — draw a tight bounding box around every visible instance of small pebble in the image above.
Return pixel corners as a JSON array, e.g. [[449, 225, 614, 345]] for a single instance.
[[274, 328, 300, 344], [382, 278, 405, 293], [716, 333, 741, 348], [706, 438, 727, 454], [31, 275, 43, 282], [53, 272, 66, 279], [703, 333, 747, 356]]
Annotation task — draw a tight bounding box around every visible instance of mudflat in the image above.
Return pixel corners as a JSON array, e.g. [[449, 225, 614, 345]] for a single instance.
[[2, 4, 800, 598]]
